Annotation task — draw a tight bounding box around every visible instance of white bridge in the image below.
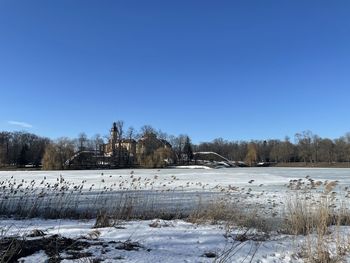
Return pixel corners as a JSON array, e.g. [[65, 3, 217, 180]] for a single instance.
[[193, 152, 236, 167]]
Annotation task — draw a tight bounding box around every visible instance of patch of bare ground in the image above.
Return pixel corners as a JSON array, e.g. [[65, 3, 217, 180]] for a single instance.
[[0, 231, 149, 263], [0, 234, 93, 262]]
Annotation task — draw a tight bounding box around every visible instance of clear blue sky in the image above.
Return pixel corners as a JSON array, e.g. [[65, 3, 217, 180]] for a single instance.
[[1, 0, 350, 143]]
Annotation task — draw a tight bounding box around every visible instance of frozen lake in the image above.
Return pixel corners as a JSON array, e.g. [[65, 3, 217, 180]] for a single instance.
[[1, 167, 350, 218], [1, 167, 350, 188], [2, 168, 350, 261]]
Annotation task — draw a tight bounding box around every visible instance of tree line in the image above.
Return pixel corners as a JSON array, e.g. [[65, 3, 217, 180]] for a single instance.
[[1, 128, 350, 169], [0, 131, 50, 168], [0, 123, 194, 169], [194, 131, 350, 165]]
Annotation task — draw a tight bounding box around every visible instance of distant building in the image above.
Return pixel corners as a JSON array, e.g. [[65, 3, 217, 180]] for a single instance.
[[66, 122, 173, 169], [102, 123, 137, 159], [137, 132, 172, 156], [102, 122, 173, 166]]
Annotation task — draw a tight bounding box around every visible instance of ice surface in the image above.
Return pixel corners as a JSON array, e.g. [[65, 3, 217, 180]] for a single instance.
[[1, 167, 349, 190], [0, 168, 349, 217]]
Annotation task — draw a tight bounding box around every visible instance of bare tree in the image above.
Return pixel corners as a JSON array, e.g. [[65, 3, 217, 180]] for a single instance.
[[0, 132, 11, 166], [42, 137, 75, 170], [295, 131, 313, 163], [318, 138, 335, 163], [92, 134, 104, 154], [77, 132, 88, 152], [245, 143, 257, 166], [140, 125, 156, 136], [125, 126, 135, 165]]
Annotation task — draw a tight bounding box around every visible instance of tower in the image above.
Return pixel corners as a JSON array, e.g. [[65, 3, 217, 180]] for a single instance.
[[110, 122, 118, 154]]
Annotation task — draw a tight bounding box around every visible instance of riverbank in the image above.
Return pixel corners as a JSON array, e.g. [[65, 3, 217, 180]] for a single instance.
[[1, 162, 350, 171], [273, 162, 350, 168]]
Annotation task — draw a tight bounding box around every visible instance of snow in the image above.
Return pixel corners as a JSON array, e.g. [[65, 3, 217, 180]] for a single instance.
[[18, 251, 49, 263], [1, 167, 349, 191], [173, 165, 212, 169], [2, 168, 350, 262], [0, 218, 304, 263]]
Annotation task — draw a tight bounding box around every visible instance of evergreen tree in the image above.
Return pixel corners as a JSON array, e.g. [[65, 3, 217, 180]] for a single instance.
[[18, 144, 29, 166], [183, 136, 193, 164]]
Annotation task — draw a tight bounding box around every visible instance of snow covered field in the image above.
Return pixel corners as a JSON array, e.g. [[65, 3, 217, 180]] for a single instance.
[[0, 218, 306, 263], [1, 167, 350, 262]]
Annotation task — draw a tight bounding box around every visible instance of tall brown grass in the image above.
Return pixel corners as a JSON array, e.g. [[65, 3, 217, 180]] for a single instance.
[[284, 179, 350, 262]]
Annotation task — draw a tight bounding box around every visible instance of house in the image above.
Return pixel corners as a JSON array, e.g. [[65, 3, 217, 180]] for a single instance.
[[66, 123, 173, 168], [102, 123, 136, 157], [102, 123, 173, 166]]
